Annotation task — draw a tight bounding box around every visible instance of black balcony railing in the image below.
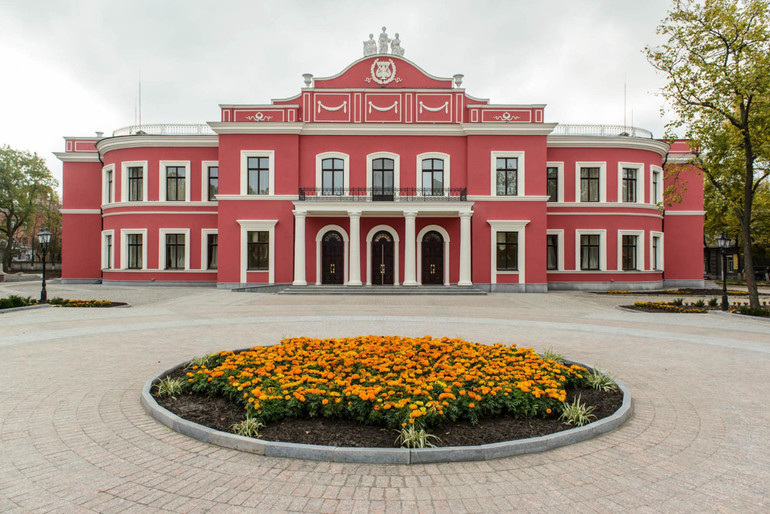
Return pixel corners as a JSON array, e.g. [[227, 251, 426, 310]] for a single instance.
[[298, 187, 467, 201]]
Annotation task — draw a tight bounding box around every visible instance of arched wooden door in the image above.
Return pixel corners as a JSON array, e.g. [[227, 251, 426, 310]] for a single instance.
[[321, 231, 344, 284], [421, 230, 444, 285], [371, 231, 394, 285]]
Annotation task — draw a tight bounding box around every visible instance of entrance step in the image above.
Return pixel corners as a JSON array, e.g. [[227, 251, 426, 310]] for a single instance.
[[278, 285, 487, 295]]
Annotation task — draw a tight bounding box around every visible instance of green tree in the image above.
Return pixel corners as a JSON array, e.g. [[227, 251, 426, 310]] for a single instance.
[[0, 145, 58, 272], [646, 0, 770, 308]]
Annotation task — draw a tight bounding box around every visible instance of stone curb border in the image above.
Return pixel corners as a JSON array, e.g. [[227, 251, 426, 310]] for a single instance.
[[141, 360, 632, 464], [0, 304, 50, 314]]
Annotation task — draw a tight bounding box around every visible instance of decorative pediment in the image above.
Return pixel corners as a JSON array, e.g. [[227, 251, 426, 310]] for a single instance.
[[312, 56, 454, 90]]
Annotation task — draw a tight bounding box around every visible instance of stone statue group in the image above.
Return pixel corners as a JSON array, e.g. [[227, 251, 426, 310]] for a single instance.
[[364, 27, 404, 57]]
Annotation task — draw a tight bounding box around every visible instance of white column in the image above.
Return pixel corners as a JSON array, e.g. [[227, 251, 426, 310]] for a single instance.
[[403, 211, 418, 286], [348, 210, 362, 286], [459, 211, 473, 286], [292, 210, 307, 285]]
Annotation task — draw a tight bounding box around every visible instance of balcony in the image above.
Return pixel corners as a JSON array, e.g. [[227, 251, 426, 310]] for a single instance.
[[552, 124, 654, 139], [298, 187, 467, 202], [112, 124, 215, 136]]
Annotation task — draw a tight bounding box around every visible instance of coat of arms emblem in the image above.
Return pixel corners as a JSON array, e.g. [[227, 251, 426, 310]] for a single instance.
[[370, 58, 397, 85]]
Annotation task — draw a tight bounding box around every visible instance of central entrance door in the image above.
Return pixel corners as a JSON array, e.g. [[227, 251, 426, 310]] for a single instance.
[[421, 230, 444, 285], [371, 231, 394, 285], [321, 231, 344, 284]]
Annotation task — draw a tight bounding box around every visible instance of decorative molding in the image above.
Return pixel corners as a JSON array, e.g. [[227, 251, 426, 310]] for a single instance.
[[366, 58, 399, 85], [103, 210, 217, 217], [53, 152, 101, 163], [215, 194, 298, 201], [317, 101, 348, 113], [97, 135, 218, 154], [245, 112, 272, 122], [664, 210, 706, 216], [368, 101, 398, 113], [492, 112, 521, 121], [419, 101, 449, 113], [547, 135, 669, 158], [60, 209, 101, 214]]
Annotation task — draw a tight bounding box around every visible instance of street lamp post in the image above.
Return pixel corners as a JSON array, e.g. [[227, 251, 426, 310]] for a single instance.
[[37, 228, 52, 303], [717, 232, 731, 311]]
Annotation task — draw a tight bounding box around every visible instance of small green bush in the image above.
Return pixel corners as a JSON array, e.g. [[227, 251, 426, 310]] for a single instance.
[[559, 396, 596, 427], [672, 298, 684, 306], [708, 297, 719, 307], [733, 306, 770, 318], [154, 377, 186, 399], [586, 368, 618, 392], [541, 347, 566, 364], [231, 416, 264, 438], [395, 425, 440, 448], [694, 299, 705, 308]]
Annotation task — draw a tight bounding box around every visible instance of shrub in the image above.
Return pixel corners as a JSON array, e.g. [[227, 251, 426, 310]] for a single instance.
[[732, 306, 770, 318], [672, 298, 684, 306], [708, 297, 719, 307], [559, 396, 596, 427], [154, 377, 186, 399], [0, 296, 38, 309], [395, 425, 440, 448], [694, 299, 706, 308], [231, 416, 264, 438], [586, 368, 618, 392]]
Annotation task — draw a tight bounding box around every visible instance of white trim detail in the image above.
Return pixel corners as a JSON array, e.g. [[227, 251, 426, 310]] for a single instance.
[[315, 152, 350, 192], [120, 228, 148, 270], [487, 220, 529, 285], [158, 160, 191, 202], [546, 162, 565, 203], [575, 162, 607, 203], [365, 225, 400, 286], [201, 229, 218, 271], [365, 152, 401, 191], [650, 231, 664, 271], [546, 229, 565, 271], [120, 160, 148, 203], [664, 210, 706, 216], [617, 162, 645, 204], [490, 151, 525, 197], [368, 101, 398, 113], [419, 101, 449, 113], [416, 152, 451, 193], [102, 164, 115, 205], [60, 209, 102, 214], [101, 230, 115, 270], [315, 225, 350, 285], [201, 160, 219, 202], [240, 150, 275, 196], [318, 101, 347, 113], [416, 225, 450, 286], [575, 229, 607, 271], [158, 228, 191, 271], [237, 220, 278, 284], [617, 230, 645, 271]]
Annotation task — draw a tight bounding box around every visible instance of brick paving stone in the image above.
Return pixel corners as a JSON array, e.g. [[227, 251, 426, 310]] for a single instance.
[[1, 283, 769, 512]]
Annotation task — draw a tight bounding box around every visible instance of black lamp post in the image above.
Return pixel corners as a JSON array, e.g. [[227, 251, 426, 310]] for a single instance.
[[717, 232, 731, 311], [37, 228, 52, 303]]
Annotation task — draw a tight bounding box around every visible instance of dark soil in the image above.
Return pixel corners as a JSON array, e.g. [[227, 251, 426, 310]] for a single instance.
[[155, 367, 623, 448]]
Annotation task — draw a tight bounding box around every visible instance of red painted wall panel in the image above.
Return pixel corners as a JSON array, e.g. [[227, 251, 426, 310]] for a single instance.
[[61, 214, 101, 279]]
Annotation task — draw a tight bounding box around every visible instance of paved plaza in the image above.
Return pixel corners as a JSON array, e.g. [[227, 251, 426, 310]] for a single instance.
[[1, 281, 768, 512]]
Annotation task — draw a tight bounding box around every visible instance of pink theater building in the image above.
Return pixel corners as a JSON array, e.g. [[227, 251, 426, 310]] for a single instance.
[[55, 40, 704, 292]]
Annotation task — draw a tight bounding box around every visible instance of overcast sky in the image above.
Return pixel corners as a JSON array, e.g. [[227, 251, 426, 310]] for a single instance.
[[0, 0, 677, 192]]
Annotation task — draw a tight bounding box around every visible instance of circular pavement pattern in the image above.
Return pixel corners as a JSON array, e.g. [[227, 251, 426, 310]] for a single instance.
[[1, 282, 769, 512]]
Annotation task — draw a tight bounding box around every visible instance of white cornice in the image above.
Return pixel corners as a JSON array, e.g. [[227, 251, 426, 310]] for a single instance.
[[666, 153, 696, 163], [216, 194, 299, 201], [54, 152, 100, 163], [461, 123, 557, 135], [219, 104, 300, 109], [210, 122, 557, 136], [547, 135, 670, 157], [664, 210, 705, 216], [103, 201, 217, 209], [467, 195, 550, 202], [311, 54, 454, 84], [292, 201, 474, 215], [209, 122, 305, 135], [60, 208, 101, 214], [96, 135, 219, 153], [548, 202, 661, 210], [467, 104, 547, 109], [103, 210, 218, 217]]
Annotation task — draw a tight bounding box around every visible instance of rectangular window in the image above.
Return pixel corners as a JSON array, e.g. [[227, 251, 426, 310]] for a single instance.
[[496, 232, 518, 271], [166, 166, 186, 201], [652, 235, 661, 270], [165, 233, 185, 270], [128, 166, 143, 202], [421, 158, 444, 196], [247, 157, 269, 195], [127, 233, 143, 269], [321, 158, 344, 195], [247, 231, 269, 270], [106, 169, 113, 203], [580, 167, 600, 202], [208, 166, 219, 201], [105, 234, 112, 269], [547, 167, 558, 202], [622, 235, 637, 270], [580, 234, 600, 270], [622, 168, 637, 203], [652, 170, 661, 204], [547, 234, 558, 270], [496, 157, 518, 196], [207, 233, 218, 270]]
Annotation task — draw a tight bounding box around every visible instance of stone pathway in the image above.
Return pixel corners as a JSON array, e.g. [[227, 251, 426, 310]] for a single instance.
[[1, 282, 768, 512]]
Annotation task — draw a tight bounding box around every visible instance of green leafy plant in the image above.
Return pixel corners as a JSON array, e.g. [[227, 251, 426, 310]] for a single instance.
[[154, 376, 186, 399], [708, 297, 719, 307], [0, 295, 38, 309], [186, 353, 218, 369], [694, 299, 706, 308], [231, 416, 264, 438], [672, 298, 684, 306], [541, 347, 566, 364], [395, 425, 440, 448], [586, 368, 618, 392], [559, 396, 596, 427], [731, 306, 770, 318]]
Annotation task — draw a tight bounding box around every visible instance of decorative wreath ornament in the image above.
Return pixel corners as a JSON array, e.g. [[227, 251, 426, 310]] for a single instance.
[[370, 58, 397, 85]]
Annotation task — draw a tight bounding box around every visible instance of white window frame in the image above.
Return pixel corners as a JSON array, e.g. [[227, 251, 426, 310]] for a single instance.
[[120, 228, 148, 270], [201, 228, 218, 271], [575, 229, 607, 271], [241, 151, 275, 196], [650, 231, 664, 271], [101, 229, 115, 269], [488, 220, 529, 284], [365, 152, 401, 191], [617, 162, 645, 204], [201, 160, 219, 202], [237, 220, 278, 284], [650, 165, 663, 205], [315, 152, 349, 194], [617, 230, 645, 271], [490, 151, 525, 196], [121, 161, 148, 203], [158, 228, 191, 271], [416, 152, 451, 196], [315, 224, 350, 285], [546, 229, 564, 271], [546, 161, 564, 203], [159, 160, 191, 202], [102, 164, 115, 205], [575, 162, 607, 203]]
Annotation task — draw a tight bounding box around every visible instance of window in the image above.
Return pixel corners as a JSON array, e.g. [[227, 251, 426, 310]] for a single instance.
[[622, 235, 637, 270], [547, 234, 558, 270], [496, 157, 518, 196], [207, 166, 219, 201], [128, 166, 143, 202], [651, 167, 662, 204], [422, 158, 444, 196], [247, 231, 269, 269], [580, 234, 600, 270], [580, 167, 600, 202], [371, 158, 394, 201], [321, 158, 344, 195], [164, 234, 185, 270], [166, 166, 186, 201], [622, 168, 637, 202], [102, 231, 114, 269], [247, 157, 269, 195], [496, 232, 518, 271], [207, 233, 218, 270], [547, 167, 558, 202], [103, 167, 114, 204], [127, 233, 143, 269], [652, 235, 661, 270]]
